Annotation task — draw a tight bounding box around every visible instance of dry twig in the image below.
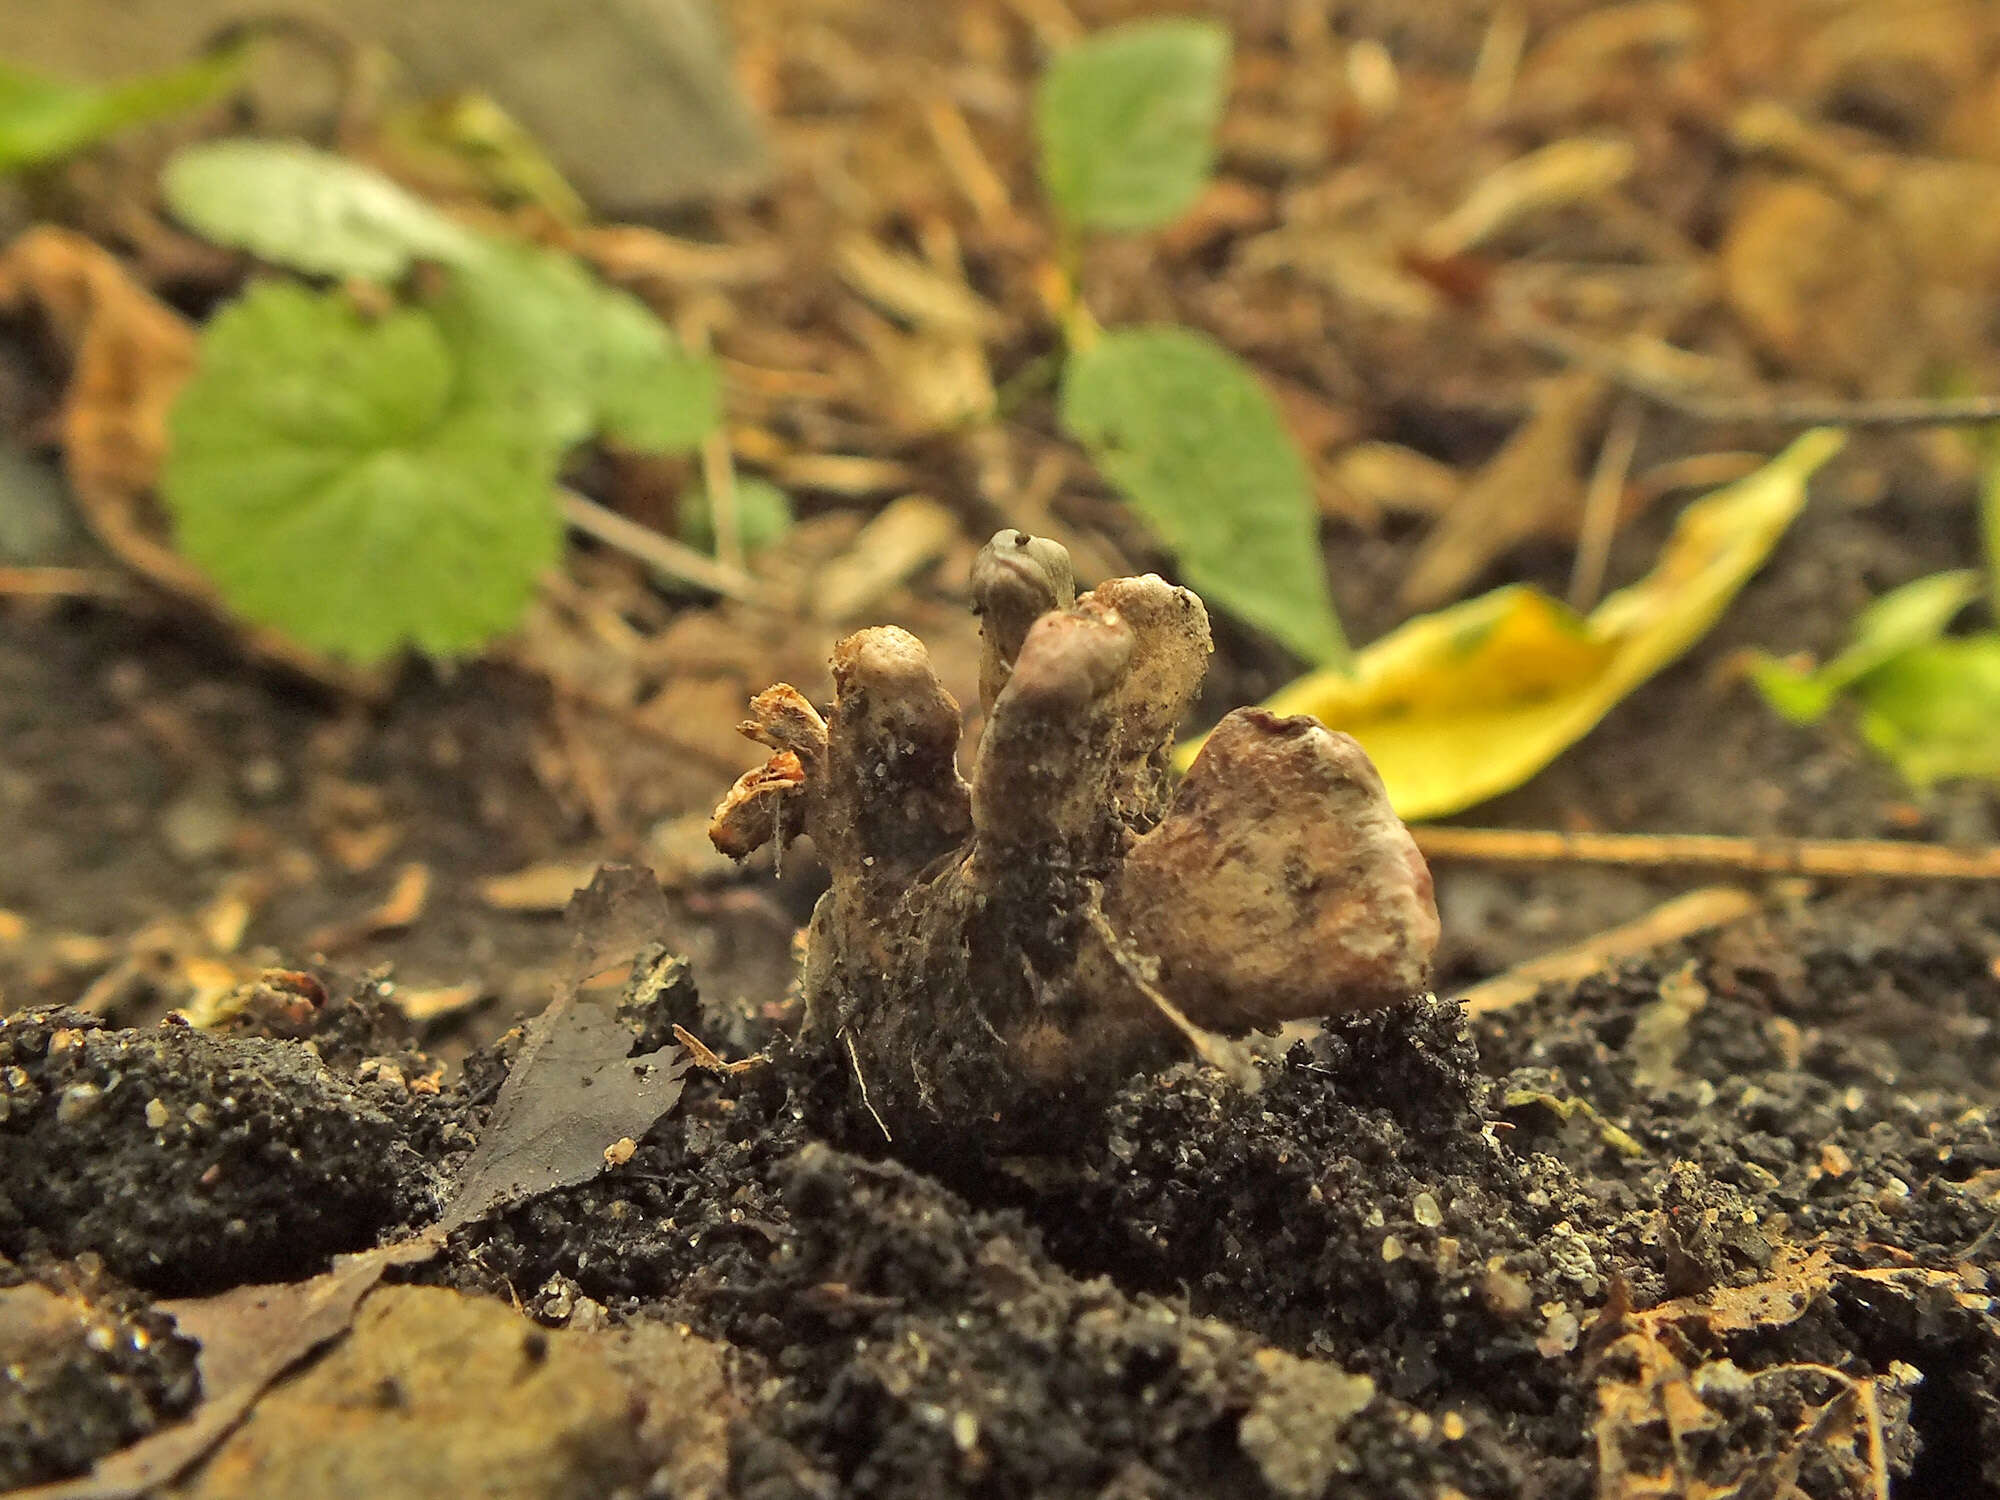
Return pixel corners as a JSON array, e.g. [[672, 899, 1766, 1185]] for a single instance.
[[1416, 827, 2000, 881]]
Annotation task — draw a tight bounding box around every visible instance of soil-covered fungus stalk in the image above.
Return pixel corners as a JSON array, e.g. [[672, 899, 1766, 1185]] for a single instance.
[[710, 530, 1440, 1153]]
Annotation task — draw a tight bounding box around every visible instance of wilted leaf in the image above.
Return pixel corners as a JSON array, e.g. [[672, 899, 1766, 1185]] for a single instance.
[[0, 229, 378, 690], [0, 50, 242, 174], [1854, 634, 2000, 788], [428, 240, 720, 454], [1747, 569, 1982, 724], [162, 139, 482, 282], [161, 281, 562, 663], [1192, 429, 1843, 819], [1062, 324, 1346, 665], [1035, 18, 1231, 233], [8, 1238, 436, 1500], [439, 865, 689, 1232]]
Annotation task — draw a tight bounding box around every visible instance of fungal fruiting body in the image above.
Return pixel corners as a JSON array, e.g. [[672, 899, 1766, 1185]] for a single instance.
[[711, 532, 1438, 1151]]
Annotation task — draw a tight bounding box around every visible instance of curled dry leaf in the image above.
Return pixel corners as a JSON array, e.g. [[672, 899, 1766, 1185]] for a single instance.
[[0, 227, 378, 692], [709, 531, 1437, 1153]]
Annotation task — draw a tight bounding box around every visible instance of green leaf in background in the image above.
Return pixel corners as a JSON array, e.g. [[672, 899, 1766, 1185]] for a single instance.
[[677, 475, 793, 555], [161, 281, 562, 662], [0, 50, 243, 174], [428, 240, 720, 454], [1035, 19, 1231, 233], [1747, 569, 1983, 725], [162, 139, 482, 282], [1061, 324, 1346, 665], [1855, 634, 2000, 788]]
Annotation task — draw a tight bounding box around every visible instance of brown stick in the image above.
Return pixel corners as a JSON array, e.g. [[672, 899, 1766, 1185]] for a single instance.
[[1507, 313, 2000, 429], [1415, 826, 2000, 881]]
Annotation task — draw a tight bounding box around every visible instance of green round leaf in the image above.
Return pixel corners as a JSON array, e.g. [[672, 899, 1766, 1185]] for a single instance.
[[428, 240, 721, 455], [1061, 325, 1346, 666], [162, 139, 481, 281], [1035, 19, 1231, 233], [676, 476, 792, 555], [162, 281, 562, 662]]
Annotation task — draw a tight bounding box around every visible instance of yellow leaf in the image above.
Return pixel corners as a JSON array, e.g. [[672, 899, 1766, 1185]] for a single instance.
[[1179, 428, 1844, 820]]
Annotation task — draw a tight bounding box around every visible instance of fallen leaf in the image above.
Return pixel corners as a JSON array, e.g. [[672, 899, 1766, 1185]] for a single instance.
[[1190, 430, 1843, 819], [478, 860, 602, 913], [1722, 176, 1916, 394], [4, 1237, 438, 1500], [1398, 372, 1605, 609], [0, 228, 377, 692], [305, 862, 433, 954], [439, 866, 689, 1232], [1416, 136, 1636, 260], [177, 1285, 732, 1500], [390, 983, 486, 1024]]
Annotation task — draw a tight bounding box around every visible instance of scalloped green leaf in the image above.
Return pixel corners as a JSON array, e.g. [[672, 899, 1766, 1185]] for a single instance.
[[162, 281, 562, 662], [1035, 19, 1231, 233]]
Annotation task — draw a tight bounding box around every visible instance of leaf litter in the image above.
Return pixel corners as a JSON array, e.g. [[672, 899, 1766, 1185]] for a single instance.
[[6, 865, 691, 1497]]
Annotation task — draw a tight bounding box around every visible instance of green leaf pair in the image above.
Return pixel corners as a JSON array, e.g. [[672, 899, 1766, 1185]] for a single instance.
[[1748, 570, 2000, 788], [157, 142, 720, 664], [1035, 21, 1348, 666]]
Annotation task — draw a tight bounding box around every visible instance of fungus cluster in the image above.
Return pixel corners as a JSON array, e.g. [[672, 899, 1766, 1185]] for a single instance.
[[711, 531, 1439, 1152]]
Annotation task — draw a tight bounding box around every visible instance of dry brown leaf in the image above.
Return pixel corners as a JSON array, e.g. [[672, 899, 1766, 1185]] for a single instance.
[[1720, 177, 1917, 395], [833, 233, 998, 338], [0, 228, 379, 694], [305, 863, 432, 956], [438, 866, 690, 1233], [478, 860, 603, 913], [5, 1238, 440, 1500], [809, 494, 961, 622], [1323, 441, 1463, 525], [1417, 137, 1638, 261], [1399, 372, 1606, 609], [390, 983, 487, 1024]]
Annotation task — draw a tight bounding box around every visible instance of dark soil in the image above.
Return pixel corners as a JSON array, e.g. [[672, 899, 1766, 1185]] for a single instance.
[[4, 878, 1998, 1497]]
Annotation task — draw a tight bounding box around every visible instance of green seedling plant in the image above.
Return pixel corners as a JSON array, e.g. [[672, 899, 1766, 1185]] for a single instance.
[[1033, 20, 1348, 667], [1747, 439, 2000, 787], [155, 140, 720, 662]]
